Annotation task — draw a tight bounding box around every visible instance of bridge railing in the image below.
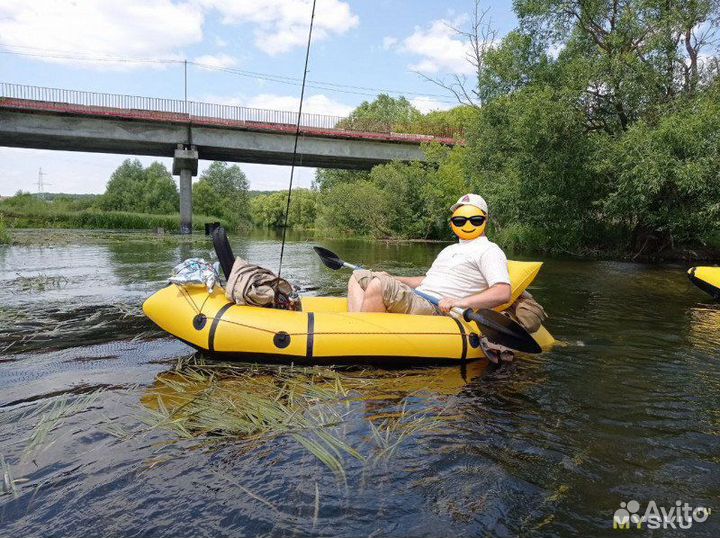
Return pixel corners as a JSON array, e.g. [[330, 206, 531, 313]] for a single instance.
[[0, 81, 345, 130], [0, 82, 457, 140]]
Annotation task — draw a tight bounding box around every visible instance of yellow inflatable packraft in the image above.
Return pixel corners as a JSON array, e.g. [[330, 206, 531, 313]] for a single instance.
[[143, 260, 554, 364], [688, 266, 720, 300]]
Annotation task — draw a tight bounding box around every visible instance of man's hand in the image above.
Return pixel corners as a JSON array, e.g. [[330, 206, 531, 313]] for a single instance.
[[438, 297, 467, 313]]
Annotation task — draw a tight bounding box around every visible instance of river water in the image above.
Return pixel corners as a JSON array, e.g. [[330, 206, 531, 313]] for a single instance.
[[0, 229, 718, 537]]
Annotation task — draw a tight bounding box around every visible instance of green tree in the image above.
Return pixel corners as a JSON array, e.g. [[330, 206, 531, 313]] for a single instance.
[[99, 159, 178, 213], [602, 84, 720, 252], [250, 189, 319, 229], [338, 94, 422, 133], [193, 161, 250, 229], [466, 86, 602, 252], [313, 169, 370, 192], [317, 181, 392, 237], [515, 0, 720, 131]]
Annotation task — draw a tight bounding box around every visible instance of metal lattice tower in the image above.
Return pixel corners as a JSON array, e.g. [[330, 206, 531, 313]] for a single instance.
[[36, 167, 51, 199]]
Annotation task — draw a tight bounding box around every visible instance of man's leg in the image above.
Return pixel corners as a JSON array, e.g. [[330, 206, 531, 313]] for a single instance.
[[347, 273, 365, 312], [360, 278, 387, 312]]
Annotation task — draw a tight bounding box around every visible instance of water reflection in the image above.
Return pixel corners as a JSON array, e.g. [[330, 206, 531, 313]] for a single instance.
[[688, 304, 720, 352]]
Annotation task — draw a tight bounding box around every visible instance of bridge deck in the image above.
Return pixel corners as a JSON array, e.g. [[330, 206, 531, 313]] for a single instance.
[[0, 98, 456, 146]]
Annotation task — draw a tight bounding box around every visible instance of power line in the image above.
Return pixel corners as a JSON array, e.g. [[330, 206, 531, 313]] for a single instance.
[[0, 42, 458, 104]]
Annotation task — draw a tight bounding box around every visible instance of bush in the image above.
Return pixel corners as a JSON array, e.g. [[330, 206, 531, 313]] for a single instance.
[[602, 85, 720, 251], [98, 159, 178, 214], [193, 162, 250, 229]]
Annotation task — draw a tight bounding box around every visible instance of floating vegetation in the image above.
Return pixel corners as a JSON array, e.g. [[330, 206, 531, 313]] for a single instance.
[[141, 361, 366, 478], [1, 454, 19, 497], [0, 302, 160, 355], [140, 357, 458, 477], [24, 391, 104, 458], [14, 273, 69, 292], [367, 399, 451, 462]]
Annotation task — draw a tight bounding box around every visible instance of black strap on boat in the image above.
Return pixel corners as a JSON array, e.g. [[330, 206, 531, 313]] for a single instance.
[[275, 0, 317, 288]]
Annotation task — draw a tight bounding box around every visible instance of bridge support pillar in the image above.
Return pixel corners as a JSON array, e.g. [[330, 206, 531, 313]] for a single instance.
[[173, 145, 198, 235]]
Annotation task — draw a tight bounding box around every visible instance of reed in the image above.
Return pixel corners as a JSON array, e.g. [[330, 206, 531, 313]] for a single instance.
[[14, 273, 69, 291], [142, 361, 368, 478], [1, 454, 18, 497], [142, 358, 455, 477], [24, 391, 103, 458], [0, 207, 227, 232]]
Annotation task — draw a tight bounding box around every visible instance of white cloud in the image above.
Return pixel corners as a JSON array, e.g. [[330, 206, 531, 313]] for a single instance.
[[193, 53, 237, 69], [409, 96, 455, 114], [202, 0, 359, 55], [214, 36, 228, 48], [382, 36, 398, 50], [0, 1, 204, 70], [245, 94, 354, 116], [202, 92, 354, 117], [396, 18, 476, 76]]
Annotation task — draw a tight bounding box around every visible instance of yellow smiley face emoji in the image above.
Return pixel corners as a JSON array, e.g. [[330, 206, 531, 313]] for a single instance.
[[450, 205, 487, 240]]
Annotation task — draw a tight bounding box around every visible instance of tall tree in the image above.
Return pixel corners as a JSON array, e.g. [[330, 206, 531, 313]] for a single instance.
[[193, 162, 250, 228], [99, 159, 178, 213]]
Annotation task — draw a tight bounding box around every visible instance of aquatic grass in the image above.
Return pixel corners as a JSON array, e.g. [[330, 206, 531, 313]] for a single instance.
[[24, 391, 104, 458], [141, 359, 456, 477], [14, 272, 69, 291], [141, 362, 376, 477], [0, 206, 233, 233], [1, 455, 19, 497], [367, 398, 454, 461]]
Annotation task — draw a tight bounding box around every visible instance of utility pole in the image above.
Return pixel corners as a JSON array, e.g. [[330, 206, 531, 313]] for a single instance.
[[36, 168, 51, 200], [184, 59, 188, 115]]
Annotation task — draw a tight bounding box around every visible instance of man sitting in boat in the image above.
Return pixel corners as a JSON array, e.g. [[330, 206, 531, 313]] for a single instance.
[[347, 193, 514, 362]]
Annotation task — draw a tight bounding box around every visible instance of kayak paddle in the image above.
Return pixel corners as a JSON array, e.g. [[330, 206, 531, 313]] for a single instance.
[[313, 246, 542, 354]]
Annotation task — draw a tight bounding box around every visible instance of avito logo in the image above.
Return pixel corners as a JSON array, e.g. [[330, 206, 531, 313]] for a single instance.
[[613, 500, 711, 530]]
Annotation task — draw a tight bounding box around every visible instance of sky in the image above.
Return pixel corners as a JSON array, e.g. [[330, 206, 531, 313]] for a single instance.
[[0, 0, 518, 196]]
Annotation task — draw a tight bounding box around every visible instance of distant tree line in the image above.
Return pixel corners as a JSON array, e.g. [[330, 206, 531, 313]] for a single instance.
[[0, 160, 253, 231]]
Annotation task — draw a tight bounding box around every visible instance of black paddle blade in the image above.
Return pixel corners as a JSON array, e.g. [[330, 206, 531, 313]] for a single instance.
[[465, 308, 542, 354], [212, 226, 235, 280], [313, 246, 345, 270]]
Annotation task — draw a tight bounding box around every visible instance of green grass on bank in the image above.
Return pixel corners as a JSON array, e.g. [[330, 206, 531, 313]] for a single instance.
[[0, 218, 10, 244], [0, 208, 229, 232]]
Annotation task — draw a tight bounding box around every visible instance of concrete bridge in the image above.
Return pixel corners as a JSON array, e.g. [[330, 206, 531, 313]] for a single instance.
[[0, 83, 457, 233]]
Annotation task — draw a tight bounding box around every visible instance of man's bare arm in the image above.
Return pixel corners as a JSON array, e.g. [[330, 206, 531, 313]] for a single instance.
[[437, 283, 512, 312]]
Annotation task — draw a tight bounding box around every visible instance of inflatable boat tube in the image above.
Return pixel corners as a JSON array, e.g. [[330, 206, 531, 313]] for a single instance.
[[689, 266, 720, 300], [143, 260, 554, 365]]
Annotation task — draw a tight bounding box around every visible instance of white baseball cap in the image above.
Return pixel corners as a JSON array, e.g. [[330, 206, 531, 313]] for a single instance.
[[450, 193, 488, 214]]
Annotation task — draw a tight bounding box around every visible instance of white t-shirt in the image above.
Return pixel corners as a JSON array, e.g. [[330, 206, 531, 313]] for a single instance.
[[416, 236, 510, 299]]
